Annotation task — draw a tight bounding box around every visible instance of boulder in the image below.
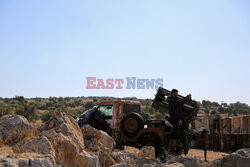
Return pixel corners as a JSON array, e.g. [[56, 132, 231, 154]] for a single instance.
[[39, 110, 96, 167], [97, 150, 116, 167], [0, 115, 36, 145], [38, 110, 84, 151], [143, 164, 155, 167], [111, 149, 162, 167], [0, 153, 57, 167], [138, 146, 155, 158], [125, 146, 140, 156], [164, 162, 185, 167], [209, 148, 250, 167], [111, 163, 132, 167], [166, 156, 207, 167], [81, 125, 115, 154], [78, 151, 99, 167], [13, 136, 55, 157]]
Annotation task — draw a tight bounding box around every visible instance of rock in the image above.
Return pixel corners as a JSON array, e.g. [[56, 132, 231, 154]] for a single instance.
[[111, 163, 132, 167], [13, 136, 55, 157], [1, 111, 215, 167], [111, 150, 127, 164], [97, 150, 116, 167], [166, 156, 207, 167], [235, 148, 250, 157], [0, 153, 57, 167], [164, 162, 185, 167], [125, 146, 140, 156], [163, 153, 175, 162], [111, 149, 162, 167], [143, 164, 155, 167], [38, 110, 84, 150], [39, 110, 96, 167], [0, 115, 37, 146], [100, 130, 115, 153], [209, 148, 250, 167], [139, 146, 155, 158], [78, 151, 99, 167], [136, 156, 163, 167], [81, 125, 115, 154]]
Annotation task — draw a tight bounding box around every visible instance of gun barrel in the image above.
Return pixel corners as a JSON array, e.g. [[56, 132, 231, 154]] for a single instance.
[[157, 87, 192, 101], [152, 87, 197, 113]]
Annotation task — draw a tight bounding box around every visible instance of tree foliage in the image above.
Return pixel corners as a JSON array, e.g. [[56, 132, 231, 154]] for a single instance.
[[85, 101, 94, 110], [16, 103, 38, 122], [41, 110, 53, 122], [0, 103, 12, 117]]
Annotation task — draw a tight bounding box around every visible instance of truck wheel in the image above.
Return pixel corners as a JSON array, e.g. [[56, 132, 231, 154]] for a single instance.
[[121, 112, 144, 138]]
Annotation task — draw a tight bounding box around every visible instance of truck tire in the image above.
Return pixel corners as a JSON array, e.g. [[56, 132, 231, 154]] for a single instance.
[[121, 112, 144, 138]]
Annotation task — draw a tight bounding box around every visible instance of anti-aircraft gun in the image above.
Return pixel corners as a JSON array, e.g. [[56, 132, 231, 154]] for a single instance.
[[152, 87, 201, 155], [152, 87, 199, 126]]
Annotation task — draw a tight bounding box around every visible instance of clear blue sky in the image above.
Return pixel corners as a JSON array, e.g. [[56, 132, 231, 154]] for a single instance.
[[0, 0, 250, 104]]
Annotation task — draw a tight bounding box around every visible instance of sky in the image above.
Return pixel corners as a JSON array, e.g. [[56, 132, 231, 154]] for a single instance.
[[0, 0, 250, 104]]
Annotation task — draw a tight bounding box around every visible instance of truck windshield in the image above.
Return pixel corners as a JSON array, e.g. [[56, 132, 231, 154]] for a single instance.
[[98, 105, 113, 117]]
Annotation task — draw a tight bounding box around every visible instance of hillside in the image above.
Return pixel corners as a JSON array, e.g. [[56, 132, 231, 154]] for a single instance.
[[0, 96, 249, 124]]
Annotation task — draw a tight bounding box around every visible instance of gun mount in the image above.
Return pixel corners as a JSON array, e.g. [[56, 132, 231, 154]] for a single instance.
[[152, 87, 199, 124]]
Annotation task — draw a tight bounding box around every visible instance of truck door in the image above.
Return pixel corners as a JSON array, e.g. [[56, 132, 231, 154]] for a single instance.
[[97, 105, 114, 128]]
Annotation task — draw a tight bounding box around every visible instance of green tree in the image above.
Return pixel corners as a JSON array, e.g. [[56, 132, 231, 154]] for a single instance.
[[144, 106, 149, 112], [41, 111, 53, 122], [210, 110, 217, 115], [93, 98, 98, 102], [204, 109, 210, 115], [218, 107, 224, 114], [65, 109, 81, 119], [0, 103, 12, 117], [149, 107, 154, 114], [16, 103, 38, 122], [202, 100, 211, 109], [73, 99, 82, 107], [85, 101, 94, 109], [215, 112, 221, 119], [14, 96, 25, 103], [58, 97, 64, 102], [155, 112, 164, 119], [64, 97, 71, 102]]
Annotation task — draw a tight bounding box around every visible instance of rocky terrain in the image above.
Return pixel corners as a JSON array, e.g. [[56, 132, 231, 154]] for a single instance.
[[0, 110, 249, 167]]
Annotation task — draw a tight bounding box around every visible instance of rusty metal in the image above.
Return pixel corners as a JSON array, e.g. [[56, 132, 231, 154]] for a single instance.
[[97, 100, 141, 145], [77, 87, 202, 158]]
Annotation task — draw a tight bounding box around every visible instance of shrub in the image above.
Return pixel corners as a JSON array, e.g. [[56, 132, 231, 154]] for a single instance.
[[0, 103, 12, 117], [65, 109, 81, 119], [16, 103, 38, 122], [85, 101, 94, 110], [155, 112, 164, 119], [93, 98, 97, 102], [210, 110, 217, 115], [73, 99, 81, 107], [14, 96, 25, 103], [41, 111, 53, 122], [215, 112, 221, 119], [204, 109, 210, 115]]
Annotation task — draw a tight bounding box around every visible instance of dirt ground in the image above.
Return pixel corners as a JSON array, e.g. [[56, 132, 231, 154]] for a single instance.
[[125, 146, 229, 162], [1, 145, 229, 162], [186, 149, 230, 162]]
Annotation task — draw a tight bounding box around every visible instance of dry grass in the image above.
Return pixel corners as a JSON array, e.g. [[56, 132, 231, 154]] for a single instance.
[[0, 145, 45, 159], [186, 149, 229, 162], [0, 145, 14, 155], [126, 146, 229, 162]]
